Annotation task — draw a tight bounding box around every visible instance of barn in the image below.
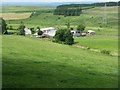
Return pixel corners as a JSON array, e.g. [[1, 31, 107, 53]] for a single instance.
[[40, 27, 57, 37]]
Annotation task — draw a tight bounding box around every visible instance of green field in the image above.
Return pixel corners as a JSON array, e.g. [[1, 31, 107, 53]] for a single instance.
[[5, 6, 118, 54], [75, 36, 118, 55], [6, 6, 118, 27], [2, 5, 118, 88], [2, 35, 118, 88]]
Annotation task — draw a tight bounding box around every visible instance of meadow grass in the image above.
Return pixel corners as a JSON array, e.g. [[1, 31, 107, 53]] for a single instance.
[[5, 6, 118, 36], [6, 6, 118, 28], [2, 35, 118, 88], [75, 36, 118, 53], [2, 6, 118, 88]]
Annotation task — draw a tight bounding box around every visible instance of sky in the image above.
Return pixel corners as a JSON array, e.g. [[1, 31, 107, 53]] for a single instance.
[[1, 0, 119, 2]]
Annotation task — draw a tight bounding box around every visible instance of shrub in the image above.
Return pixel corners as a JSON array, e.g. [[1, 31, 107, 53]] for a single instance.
[[101, 50, 111, 55], [30, 28, 35, 34], [36, 26, 40, 30], [65, 35, 74, 45], [17, 24, 25, 35], [38, 30, 43, 35], [1, 18, 8, 34], [9, 26, 13, 30], [70, 27, 74, 30], [54, 29, 74, 45], [77, 24, 85, 32], [58, 17, 61, 20]]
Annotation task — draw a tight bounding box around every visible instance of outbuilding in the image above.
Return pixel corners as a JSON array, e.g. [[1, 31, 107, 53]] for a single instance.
[[40, 27, 57, 37], [71, 30, 81, 37], [24, 27, 32, 35], [87, 30, 96, 35]]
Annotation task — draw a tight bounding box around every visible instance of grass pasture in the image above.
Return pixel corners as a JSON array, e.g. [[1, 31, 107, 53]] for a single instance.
[[75, 36, 118, 55], [6, 6, 118, 28], [5, 6, 118, 36], [2, 5, 118, 88], [2, 35, 118, 88]]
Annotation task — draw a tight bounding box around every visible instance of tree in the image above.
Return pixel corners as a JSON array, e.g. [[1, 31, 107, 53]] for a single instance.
[[54, 29, 74, 45], [65, 35, 74, 45], [36, 26, 40, 30], [18, 24, 25, 35], [30, 28, 35, 34], [70, 27, 74, 30], [1, 18, 8, 34], [65, 30, 74, 45], [65, 22, 70, 29], [77, 24, 85, 32], [54, 29, 66, 42], [9, 26, 13, 30], [38, 30, 43, 35]]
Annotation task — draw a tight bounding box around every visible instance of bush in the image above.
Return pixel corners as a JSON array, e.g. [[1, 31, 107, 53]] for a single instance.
[[38, 30, 43, 35], [17, 24, 25, 35], [101, 50, 111, 55], [36, 26, 40, 30], [70, 27, 73, 30], [77, 24, 85, 33], [65, 35, 74, 45], [30, 28, 35, 34], [1, 18, 8, 34], [58, 17, 61, 20], [54, 29, 74, 45], [9, 26, 13, 30]]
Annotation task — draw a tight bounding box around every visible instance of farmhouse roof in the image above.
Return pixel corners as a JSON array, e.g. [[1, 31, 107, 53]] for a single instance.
[[88, 30, 95, 33], [40, 27, 56, 31]]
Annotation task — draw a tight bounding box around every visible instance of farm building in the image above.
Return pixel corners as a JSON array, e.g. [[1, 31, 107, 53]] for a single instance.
[[71, 30, 81, 37], [87, 30, 96, 35], [24, 27, 32, 35], [40, 27, 57, 37]]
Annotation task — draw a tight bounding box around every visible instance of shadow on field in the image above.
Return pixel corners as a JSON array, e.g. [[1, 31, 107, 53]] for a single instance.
[[2, 57, 118, 88]]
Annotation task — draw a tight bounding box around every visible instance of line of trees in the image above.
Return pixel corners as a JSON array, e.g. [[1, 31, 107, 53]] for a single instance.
[[54, 8, 82, 16], [56, 2, 118, 9]]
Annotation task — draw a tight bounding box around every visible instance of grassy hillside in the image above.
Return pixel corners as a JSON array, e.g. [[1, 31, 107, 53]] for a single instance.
[[7, 6, 118, 28], [2, 6, 118, 88], [2, 35, 118, 88], [75, 36, 118, 54], [4, 6, 118, 54]]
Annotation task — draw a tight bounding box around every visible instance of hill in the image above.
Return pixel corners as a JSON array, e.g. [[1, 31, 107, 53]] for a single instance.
[[2, 5, 118, 88], [2, 35, 118, 88], [6, 6, 118, 33]]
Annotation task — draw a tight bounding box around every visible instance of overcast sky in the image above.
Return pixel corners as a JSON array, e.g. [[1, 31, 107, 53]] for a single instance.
[[1, 0, 119, 2]]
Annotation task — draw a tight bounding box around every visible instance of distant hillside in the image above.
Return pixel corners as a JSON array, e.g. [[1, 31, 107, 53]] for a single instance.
[[1, 1, 118, 8], [1, 2, 93, 8], [54, 2, 118, 16], [56, 2, 118, 9]]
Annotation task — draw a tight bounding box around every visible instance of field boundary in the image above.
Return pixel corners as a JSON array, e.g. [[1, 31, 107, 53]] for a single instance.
[[73, 44, 118, 57]]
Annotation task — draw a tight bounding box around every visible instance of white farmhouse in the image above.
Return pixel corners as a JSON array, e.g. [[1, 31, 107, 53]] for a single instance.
[[71, 30, 81, 37], [24, 27, 32, 35], [40, 27, 57, 37], [87, 30, 96, 35]]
